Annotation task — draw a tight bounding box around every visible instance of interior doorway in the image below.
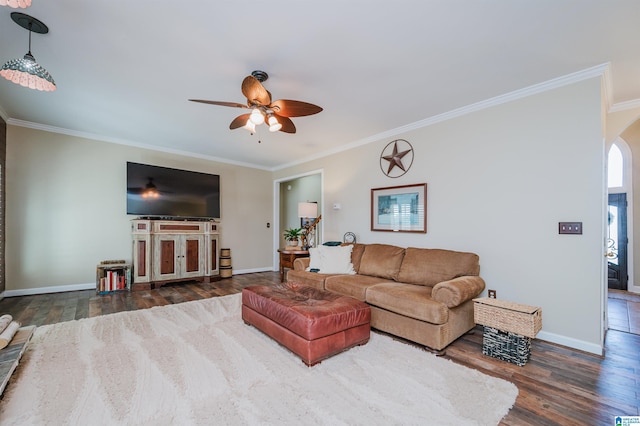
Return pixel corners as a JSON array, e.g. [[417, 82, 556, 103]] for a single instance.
[[606, 126, 640, 337], [272, 170, 323, 269]]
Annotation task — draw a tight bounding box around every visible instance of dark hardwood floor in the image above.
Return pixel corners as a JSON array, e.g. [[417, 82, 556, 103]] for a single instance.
[[0, 272, 638, 425], [609, 289, 640, 334]]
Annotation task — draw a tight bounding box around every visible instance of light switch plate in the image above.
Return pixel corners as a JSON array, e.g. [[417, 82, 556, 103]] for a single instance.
[[559, 222, 582, 235]]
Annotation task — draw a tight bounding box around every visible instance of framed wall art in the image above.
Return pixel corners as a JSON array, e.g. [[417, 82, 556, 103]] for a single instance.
[[371, 183, 427, 233]]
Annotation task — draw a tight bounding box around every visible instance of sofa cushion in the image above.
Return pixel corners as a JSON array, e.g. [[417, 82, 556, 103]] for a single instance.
[[397, 247, 480, 286], [365, 282, 449, 324], [325, 274, 394, 301], [358, 244, 405, 280], [306, 245, 356, 274], [286, 269, 332, 290]]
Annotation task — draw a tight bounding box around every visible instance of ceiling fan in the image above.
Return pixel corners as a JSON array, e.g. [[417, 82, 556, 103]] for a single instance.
[[127, 178, 165, 199], [189, 70, 322, 134]]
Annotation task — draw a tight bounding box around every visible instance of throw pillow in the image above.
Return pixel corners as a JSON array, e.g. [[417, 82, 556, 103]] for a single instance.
[[318, 245, 356, 274], [305, 245, 356, 274], [307, 247, 323, 271]]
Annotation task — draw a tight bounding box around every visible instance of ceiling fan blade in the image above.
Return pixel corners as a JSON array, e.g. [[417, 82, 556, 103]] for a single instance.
[[189, 99, 248, 109], [276, 115, 296, 133], [241, 76, 271, 106], [270, 99, 323, 117], [229, 113, 251, 130]]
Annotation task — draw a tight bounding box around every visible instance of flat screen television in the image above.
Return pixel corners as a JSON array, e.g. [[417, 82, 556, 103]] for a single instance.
[[126, 162, 220, 219]]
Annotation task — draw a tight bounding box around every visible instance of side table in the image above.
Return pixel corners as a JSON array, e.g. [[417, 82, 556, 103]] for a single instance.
[[277, 249, 309, 282], [473, 298, 542, 366]]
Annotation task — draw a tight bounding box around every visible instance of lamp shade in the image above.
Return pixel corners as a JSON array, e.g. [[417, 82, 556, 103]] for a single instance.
[[0, 52, 56, 91], [0, 0, 31, 8], [298, 202, 318, 218]]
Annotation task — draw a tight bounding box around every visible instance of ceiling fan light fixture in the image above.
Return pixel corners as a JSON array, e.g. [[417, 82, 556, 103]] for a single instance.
[[243, 119, 256, 134], [249, 108, 265, 125], [268, 115, 282, 132], [0, 12, 56, 92], [0, 0, 31, 8]]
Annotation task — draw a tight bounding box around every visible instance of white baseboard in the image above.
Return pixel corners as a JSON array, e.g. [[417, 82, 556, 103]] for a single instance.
[[4, 283, 96, 297], [3, 268, 276, 297], [233, 267, 273, 275], [536, 330, 603, 356]]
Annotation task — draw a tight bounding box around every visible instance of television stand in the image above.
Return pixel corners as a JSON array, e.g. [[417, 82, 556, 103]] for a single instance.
[[131, 219, 220, 289]]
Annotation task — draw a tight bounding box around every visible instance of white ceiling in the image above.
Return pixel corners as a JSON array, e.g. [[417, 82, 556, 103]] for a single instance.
[[1, 1, 640, 170]]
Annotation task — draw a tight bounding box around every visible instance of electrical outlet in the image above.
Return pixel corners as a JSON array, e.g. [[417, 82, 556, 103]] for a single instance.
[[488, 289, 497, 299]]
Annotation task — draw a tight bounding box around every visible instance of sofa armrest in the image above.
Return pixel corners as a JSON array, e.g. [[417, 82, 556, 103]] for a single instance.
[[431, 276, 485, 308], [293, 257, 311, 270]]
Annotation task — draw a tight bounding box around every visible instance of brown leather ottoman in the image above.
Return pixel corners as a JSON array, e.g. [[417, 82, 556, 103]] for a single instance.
[[242, 282, 371, 366]]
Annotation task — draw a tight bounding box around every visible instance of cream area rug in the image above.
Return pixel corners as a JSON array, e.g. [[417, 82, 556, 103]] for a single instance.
[[0, 294, 517, 425]]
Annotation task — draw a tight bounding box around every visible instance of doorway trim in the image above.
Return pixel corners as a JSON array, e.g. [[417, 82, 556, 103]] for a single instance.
[[272, 169, 324, 271]]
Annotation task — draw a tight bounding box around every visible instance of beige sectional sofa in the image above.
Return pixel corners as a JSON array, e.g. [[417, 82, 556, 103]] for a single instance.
[[286, 243, 485, 353]]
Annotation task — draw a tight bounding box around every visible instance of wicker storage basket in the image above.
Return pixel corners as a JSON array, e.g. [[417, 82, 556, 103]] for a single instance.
[[473, 297, 542, 338], [482, 326, 531, 366], [220, 266, 232, 278]]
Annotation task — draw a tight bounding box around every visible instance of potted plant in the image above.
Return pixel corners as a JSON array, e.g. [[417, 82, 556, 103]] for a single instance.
[[283, 227, 303, 247]]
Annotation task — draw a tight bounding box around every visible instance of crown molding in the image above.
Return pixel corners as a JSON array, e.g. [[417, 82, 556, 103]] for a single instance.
[[274, 63, 611, 171], [609, 98, 640, 113], [6, 118, 272, 171]]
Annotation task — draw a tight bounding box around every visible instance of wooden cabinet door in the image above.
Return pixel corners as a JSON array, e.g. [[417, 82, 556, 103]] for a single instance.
[[152, 234, 180, 281], [181, 235, 205, 278], [207, 234, 219, 276], [132, 235, 150, 283]]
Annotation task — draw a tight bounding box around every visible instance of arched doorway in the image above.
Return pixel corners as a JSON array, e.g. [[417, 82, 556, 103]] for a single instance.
[[606, 136, 640, 335]]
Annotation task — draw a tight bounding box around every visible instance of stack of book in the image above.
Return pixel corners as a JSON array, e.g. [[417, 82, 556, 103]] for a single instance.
[[97, 260, 131, 294], [98, 269, 128, 292]]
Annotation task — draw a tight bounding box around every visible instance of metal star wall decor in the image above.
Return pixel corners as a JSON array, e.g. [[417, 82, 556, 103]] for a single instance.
[[379, 139, 414, 178]]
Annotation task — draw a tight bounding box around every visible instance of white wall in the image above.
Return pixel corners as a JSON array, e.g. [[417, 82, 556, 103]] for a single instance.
[[6, 126, 274, 293], [274, 78, 605, 354]]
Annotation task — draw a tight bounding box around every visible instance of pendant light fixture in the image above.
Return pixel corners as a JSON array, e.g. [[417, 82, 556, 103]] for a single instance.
[[0, 12, 56, 92], [0, 0, 31, 8]]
